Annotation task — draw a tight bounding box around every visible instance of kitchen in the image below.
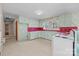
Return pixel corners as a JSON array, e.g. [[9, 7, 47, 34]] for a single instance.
[[0, 3, 79, 56]]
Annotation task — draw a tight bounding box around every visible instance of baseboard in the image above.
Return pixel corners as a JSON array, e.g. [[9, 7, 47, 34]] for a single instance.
[[17, 37, 51, 42], [30, 37, 51, 41]]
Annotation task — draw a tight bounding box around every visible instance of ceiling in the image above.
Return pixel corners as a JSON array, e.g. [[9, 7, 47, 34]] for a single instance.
[[2, 3, 79, 20]]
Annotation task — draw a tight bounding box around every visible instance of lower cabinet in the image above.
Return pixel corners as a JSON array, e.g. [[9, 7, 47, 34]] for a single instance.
[[30, 32, 39, 40], [41, 31, 57, 40], [29, 31, 57, 40]]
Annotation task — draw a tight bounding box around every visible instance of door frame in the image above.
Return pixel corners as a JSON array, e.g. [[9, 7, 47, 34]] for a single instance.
[[16, 21, 18, 41]]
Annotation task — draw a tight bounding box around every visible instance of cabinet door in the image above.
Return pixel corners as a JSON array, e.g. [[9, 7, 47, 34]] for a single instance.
[[43, 31, 57, 40], [44, 31, 49, 39], [37, 31, 45, 39], [30, 32, 39, 39]]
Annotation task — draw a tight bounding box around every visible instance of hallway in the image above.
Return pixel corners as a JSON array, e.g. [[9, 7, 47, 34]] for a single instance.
[[2, 39, 52, 56]]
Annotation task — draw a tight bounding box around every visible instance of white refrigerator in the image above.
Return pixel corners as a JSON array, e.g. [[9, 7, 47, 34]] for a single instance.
[[74, 30, 79, 56], [52, 31, 74, 56]]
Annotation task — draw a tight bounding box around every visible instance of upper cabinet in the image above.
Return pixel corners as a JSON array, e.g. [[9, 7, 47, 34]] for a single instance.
[[18, 16, 27, 23], [71, 13, 79, 26], [28, 20, 39, 27], [18, 16, 39, 27], [39, 17, 59, 30]]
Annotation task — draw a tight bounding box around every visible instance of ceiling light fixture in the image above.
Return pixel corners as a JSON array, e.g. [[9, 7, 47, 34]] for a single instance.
[[35, 10, 43, 15]]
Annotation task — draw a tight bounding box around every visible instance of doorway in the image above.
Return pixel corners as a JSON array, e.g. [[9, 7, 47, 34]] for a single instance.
[[4, 18, 17, 41]]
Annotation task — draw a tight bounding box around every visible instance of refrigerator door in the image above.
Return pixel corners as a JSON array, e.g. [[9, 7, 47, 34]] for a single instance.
[[75, 30, 79, 56], [52, 37, 73, 56]]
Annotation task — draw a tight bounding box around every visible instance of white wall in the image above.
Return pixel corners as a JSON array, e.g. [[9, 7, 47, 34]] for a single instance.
[[0, 4, 5, 53], [9, 22, 14, 36], [5, 21, 16, 38], [0, 4, 4, 38], [13, 19, 16, 37]]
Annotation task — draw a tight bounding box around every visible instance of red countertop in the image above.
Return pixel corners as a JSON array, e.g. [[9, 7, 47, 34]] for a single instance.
[[27, 27, 78, 34]]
